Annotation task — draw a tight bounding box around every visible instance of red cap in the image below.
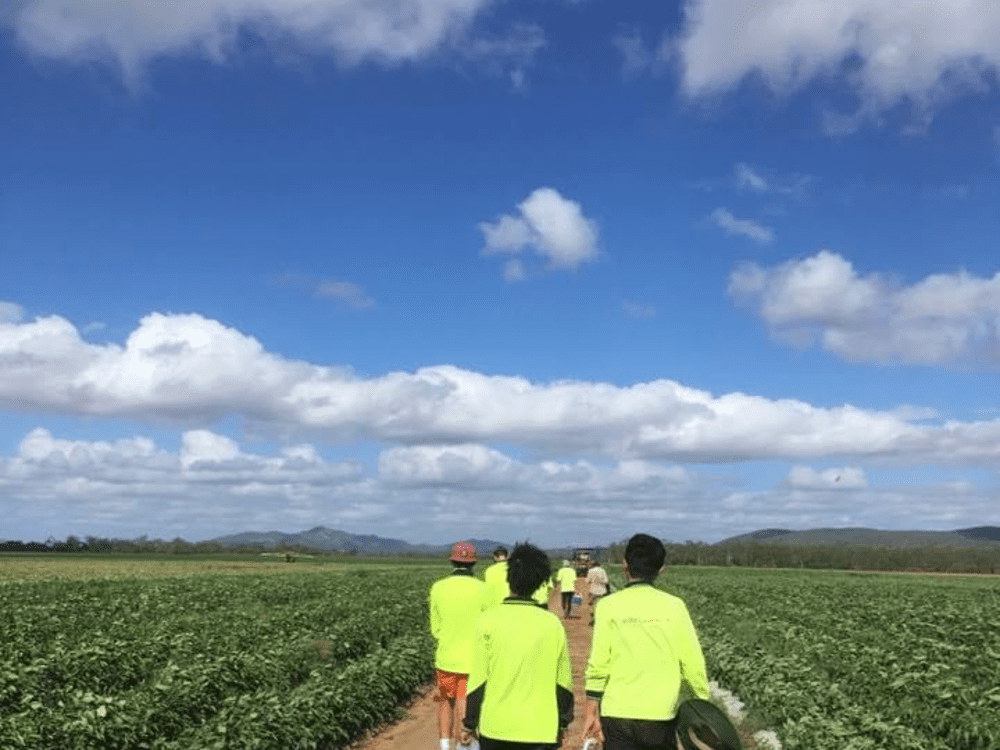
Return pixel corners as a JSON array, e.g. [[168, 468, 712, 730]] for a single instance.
[[449, 541, 477, 563]]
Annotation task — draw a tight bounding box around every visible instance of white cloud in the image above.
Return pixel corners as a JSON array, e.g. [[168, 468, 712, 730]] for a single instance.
[[0, 302, 24, 324], [729, 250, 1000, 366], [10, 0, 535, 82], [316, 280, 375, 309], [677, 0, 1000, 127], [1, 425, 997, 545], [2, 427, 366, 539], [4, 307, 1000, 471], [734, 162, 768, 193], [786, 465, 867, 489], [479, 188, 600, 278], [710, 207, 774, 244]]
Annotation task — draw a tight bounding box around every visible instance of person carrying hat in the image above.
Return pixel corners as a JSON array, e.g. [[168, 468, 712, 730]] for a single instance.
[[581, 533, 712, 750], [430, 541, 487, 750]]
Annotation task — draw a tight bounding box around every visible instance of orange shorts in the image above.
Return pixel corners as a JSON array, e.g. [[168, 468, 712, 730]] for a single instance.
[[434, 669, 468, 701]]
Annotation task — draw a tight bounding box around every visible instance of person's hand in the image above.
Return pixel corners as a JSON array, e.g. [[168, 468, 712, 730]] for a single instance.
[[581, 699, 604, 745], [459, 726, 477, 747]]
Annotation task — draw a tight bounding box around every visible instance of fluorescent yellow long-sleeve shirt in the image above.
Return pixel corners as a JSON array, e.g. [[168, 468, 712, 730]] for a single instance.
[[482, 560, 510, 609], [585, 581, 710, 720], [428, 568, 487, 673], [464, 598, 574, 743]]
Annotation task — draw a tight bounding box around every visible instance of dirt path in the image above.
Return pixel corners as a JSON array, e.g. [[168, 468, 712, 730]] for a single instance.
[[357, 578, 593, 750]]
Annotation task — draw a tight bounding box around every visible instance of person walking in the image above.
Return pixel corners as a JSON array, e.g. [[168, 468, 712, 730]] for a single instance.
[[429, 541, 487, 750], [483, 546, 510, 609], [585, 559, 609, 625], [581, 533, 711, 750], [555, 559, 578, 619], [462, 543, 574, 750]]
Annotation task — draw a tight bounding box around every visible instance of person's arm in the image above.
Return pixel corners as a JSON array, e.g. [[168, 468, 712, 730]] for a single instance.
[[428, 586, 441, 640], [582, 600, 610, 741], [677, 603, 711, 699], [463, 619, 488, 733], [555, 628, 574, 728]]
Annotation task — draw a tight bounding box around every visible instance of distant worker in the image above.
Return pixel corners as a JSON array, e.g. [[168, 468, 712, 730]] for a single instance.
[[462, 542, 574, 750], [483, 545, 510, 609], [556, 559, 578, 619], [581, 533, 711, 750], [429, 541, 487, 750], [585, 558, 609, 625]]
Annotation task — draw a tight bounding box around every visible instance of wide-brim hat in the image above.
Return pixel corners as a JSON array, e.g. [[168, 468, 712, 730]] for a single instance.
[[449, 541, 477, 563], [675, 699, 743, 750]]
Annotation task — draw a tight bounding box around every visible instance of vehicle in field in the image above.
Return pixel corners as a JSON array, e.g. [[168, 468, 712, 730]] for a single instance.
[[572, 546, 595, 576]]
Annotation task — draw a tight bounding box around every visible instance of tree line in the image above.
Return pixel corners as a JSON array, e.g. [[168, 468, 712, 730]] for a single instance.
[[4, 535, 999, 574], [600, 539, 1000, 574]]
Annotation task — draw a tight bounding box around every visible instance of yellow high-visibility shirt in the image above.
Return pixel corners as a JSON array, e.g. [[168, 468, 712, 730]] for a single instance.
[[428, 569, 487, 673], [482, 560, 510, 609], [556, 566, 577, 592], [465, 598, 574, 743], [585, 581, 710, 720]]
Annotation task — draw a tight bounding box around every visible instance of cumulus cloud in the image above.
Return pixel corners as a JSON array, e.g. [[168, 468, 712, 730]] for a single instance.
[[5, 307, 1000, 470], [786, 465, 867, 489], [677, 0, 1000, 127], [9, 0, 536, 81], [479, 188, 600, 279], [3, 426, 994, 544], [710, 207, 774, 244], [0, 302, 24, 324], [2, 427, 367, 538], [729, 250, 1000, 366]]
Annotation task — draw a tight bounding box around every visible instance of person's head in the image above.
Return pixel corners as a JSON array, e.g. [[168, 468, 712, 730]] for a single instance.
[[590, 559, 601, 569], [449, 541, 477, 570], [493, 546, 508, 562], [624, 533, 665, 581], [506, 543, 550, 597], [563, 559, 571, 567]]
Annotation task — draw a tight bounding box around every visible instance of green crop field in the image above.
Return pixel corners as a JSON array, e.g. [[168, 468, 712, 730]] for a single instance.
[[0, 556, 446, 749], [2, 556, 998, 749], [656, 568, 1000, 750]]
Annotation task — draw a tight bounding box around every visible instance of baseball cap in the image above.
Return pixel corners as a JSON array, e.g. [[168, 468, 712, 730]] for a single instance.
[[449, 541, 477, 563], [675, 699, 743, 750]]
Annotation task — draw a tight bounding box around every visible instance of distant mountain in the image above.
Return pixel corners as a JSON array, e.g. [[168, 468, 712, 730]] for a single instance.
[[211, 526, 509, 557], [718, 526, 1000, 549]]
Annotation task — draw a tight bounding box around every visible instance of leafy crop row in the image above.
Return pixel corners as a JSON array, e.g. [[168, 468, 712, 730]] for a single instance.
[[0, 568, 441, 749], [659, 568, 1000, 750]]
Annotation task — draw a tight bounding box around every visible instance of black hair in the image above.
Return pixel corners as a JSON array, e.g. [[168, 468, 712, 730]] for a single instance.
[[493, 546, 508, 558], [624, 533, 665, 580], [506, 542, 550, 597], [451, 560, 475, 570]]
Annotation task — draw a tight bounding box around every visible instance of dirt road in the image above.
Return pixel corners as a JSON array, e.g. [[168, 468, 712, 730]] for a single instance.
[[356, 579, 593, 750]]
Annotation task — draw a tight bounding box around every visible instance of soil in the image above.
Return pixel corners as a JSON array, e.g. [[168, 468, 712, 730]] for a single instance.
[[355, 578, 594, 750]]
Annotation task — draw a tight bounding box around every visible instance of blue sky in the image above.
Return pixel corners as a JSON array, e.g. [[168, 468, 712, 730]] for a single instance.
[[2, 0, 999, 547]]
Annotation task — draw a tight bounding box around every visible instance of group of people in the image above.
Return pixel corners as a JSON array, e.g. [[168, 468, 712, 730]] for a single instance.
[[427, 534, 715, 750]]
